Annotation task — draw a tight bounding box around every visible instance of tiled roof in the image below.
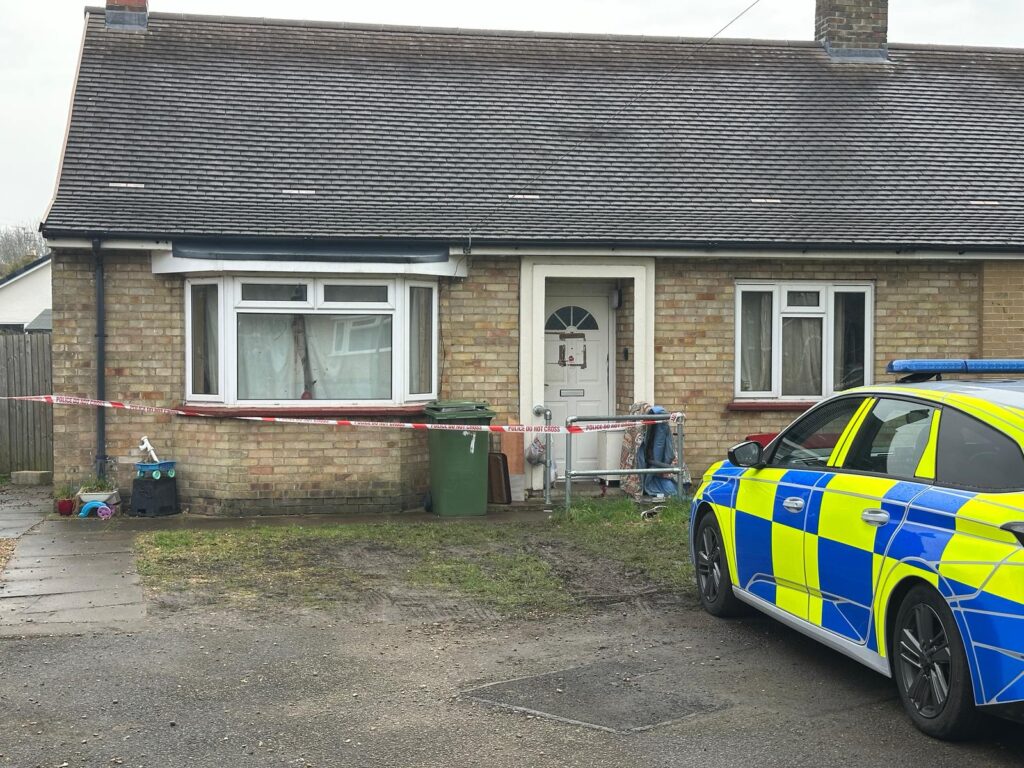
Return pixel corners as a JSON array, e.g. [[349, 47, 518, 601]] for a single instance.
[[43, 10, 1024, 250]]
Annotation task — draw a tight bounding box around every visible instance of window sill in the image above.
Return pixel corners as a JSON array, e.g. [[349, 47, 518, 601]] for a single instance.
[[727, 400, 817, 413], [181, 403, 428, 418]]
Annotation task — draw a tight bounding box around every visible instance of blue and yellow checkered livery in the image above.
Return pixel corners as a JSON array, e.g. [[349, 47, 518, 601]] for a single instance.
[[691, 382, 1024, 717]]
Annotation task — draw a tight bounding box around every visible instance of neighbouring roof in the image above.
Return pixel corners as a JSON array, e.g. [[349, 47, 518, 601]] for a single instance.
[[0, 255, 51, 289], [42, 10, 1024, 250], [24, 309, 53, 332]]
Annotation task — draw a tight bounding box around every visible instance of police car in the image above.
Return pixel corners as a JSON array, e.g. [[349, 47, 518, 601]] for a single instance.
[[691, 360, 1024, 740]]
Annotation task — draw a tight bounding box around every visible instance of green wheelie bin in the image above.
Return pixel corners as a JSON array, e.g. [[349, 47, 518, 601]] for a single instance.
[[424, 400, 497, 516]]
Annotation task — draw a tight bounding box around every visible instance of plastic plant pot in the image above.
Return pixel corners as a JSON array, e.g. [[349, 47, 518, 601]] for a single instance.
[[56, 499, 74, 516]]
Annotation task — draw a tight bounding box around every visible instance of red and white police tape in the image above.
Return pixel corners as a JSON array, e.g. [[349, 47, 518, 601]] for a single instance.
[[1, 394, 683, 435]]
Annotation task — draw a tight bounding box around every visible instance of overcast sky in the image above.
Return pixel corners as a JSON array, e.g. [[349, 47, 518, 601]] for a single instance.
[[0, 0, 1021, 228]]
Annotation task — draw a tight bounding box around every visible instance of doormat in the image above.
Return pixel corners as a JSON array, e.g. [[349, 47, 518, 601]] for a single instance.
[[462, 659, 723, 733]]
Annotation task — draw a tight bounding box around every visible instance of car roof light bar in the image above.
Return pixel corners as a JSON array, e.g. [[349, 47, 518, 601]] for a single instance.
[[888, 359, 1024, 382], [888, 359, 1024, 375]]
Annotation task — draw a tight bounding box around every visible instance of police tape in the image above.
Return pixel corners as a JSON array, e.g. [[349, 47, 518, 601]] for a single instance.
[[1, 394, 683, 435]]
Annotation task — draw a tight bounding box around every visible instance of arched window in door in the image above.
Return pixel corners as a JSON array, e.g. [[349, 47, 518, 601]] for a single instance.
[[544, 305, 599, 332]]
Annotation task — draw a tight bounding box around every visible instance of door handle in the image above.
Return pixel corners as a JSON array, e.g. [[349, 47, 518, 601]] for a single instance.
[[862, 508, 890, 526], [782, 497, 805, 513]]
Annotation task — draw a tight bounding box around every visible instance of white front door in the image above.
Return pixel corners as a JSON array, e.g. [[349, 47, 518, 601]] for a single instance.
[[544, 288, 612, 474]]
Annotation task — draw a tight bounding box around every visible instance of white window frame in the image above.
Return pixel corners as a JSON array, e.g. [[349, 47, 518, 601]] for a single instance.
[[406, 280, 439, 401], [184, 275, 438, 406], [235, 277, 315, 309], [185, 278, 227, 403], [734, 280, 874, 401]]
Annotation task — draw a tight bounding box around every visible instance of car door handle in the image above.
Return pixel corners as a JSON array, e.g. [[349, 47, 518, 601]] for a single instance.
[[862, 509, 890, 526], [782, 497, 805, 513]]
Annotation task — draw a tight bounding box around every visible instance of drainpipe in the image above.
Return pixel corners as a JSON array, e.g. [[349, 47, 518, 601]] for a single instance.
[[93, 238, 107, 479]]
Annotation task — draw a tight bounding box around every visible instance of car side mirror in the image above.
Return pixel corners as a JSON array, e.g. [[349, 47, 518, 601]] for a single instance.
[[728, 440, 764, 468]]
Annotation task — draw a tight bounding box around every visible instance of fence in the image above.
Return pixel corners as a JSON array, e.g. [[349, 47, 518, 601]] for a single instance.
[[0, 332, 53, 474]]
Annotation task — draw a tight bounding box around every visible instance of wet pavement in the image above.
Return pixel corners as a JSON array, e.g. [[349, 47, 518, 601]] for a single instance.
[[0, 485, 146, 635]]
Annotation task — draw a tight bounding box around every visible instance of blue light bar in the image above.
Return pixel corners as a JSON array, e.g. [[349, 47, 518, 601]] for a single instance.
[[887, 359, 1024, 375]]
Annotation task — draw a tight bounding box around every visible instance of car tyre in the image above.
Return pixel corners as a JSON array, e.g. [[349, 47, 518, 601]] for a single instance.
[[695, 512, 744, 617], [892, 584, 984, 740]]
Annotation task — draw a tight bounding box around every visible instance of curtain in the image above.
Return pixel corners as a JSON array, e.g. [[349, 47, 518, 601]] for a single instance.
[[190, 284, 219, 395], [833, 292, 865, 391], [782, 317, 823, 396], [237, 314, 302, 399], [740, 291, 772, 392], [305, 315, 392, 400], [408, 287, 433, 394]]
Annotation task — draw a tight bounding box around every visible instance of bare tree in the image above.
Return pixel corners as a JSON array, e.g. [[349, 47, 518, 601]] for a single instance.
[[0, 224, 50, 278]]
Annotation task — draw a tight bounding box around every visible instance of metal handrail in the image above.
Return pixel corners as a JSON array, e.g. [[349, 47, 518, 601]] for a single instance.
[[564, 412, 686, 511]]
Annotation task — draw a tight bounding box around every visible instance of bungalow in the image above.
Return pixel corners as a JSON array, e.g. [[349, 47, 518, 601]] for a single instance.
[[42, 0, 1024, 514]]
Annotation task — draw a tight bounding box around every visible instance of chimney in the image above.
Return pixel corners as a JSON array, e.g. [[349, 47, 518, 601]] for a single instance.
[[815, 0, 888, 61], [105, 0, 148, 31]]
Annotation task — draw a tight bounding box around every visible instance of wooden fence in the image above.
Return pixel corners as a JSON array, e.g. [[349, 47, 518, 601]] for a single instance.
[[0, 332, 53, 474]]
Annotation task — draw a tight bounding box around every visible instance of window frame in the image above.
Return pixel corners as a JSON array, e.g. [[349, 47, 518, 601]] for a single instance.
[[840, 397, 937, 481], [734, 280, 874, 401], [184, 278, 227, 403], [184, 275, 437, 407], [765, 394, 868, 469]]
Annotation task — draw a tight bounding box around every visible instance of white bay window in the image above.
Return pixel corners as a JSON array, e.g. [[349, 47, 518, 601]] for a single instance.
[[735, 281, 873, 400], [185, 276, 437, 405]]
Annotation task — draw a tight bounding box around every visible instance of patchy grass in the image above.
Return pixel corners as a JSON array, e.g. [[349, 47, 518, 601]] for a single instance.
[[411, 551, 574, 614], [551, 498, 694, 592], [0, 539, 14, 574], [136, 498, 694, 617]]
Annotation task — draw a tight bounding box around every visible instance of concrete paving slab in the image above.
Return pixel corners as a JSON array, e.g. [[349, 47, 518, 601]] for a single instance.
[[13, 533, 139, 558], [0, 572, 139, 598], [0, 602, 147, 627], [0, 485, 147, 634], [1, 554, 137, 577], [0, 586, 143, 614]]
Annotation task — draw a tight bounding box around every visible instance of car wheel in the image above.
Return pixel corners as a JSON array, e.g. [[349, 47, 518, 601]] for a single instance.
[[892, 584, 983, 740], [695, 512, 743, 617]]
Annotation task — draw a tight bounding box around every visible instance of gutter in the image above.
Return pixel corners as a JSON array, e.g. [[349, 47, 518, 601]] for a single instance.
[[39, 227, 1024, 255]]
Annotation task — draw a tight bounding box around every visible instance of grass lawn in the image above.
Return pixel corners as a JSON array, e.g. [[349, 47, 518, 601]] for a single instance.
[[135, 498, 695, 617]]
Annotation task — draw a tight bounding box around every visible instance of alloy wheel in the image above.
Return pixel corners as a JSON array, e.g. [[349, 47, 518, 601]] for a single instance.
[[898, 603, 953, 719], [697, 524, 723, 604]]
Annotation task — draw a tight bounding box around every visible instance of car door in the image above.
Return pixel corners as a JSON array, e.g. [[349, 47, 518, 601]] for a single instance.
[[732, 396, 867, 622], [811, 397, 937, 648]]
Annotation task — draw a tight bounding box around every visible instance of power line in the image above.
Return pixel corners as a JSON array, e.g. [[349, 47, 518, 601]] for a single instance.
[[463, 0, 766, 254]]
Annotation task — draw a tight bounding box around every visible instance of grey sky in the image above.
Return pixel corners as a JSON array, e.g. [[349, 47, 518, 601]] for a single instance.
[[1, 0, 1021, 228]]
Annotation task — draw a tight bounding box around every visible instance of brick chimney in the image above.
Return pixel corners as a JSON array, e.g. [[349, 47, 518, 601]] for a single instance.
[[815, 0, 888, 61], [105, 0, 148, 31]]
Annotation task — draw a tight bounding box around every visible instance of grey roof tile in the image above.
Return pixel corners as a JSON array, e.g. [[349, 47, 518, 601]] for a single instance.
[[42, 10, 1024, 249]]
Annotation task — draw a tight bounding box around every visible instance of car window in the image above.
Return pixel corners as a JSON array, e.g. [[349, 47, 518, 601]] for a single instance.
[[770, 397, 864, 468], [936, 408, 1024, 491], [843, 398, 935, 478]]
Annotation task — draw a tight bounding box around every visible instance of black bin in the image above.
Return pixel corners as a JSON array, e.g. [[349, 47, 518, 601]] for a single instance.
[[130, 476, 179, 517]]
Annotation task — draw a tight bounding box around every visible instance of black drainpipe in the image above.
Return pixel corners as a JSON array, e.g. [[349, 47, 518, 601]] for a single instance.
[[92, 238, 107, 480]]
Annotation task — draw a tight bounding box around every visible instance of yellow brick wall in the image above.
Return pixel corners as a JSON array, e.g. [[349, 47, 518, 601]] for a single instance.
[[51, 248, 985, 511], [438, 256, 520, 421], [980, 261, 1024, 357], [615, 281, 635, 414], [51, 248, 439, 515], [654, 259, 981, 474]]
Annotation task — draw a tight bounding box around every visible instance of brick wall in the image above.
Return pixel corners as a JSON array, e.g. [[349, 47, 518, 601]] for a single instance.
[[615, 280, 634, 414], [654, 258, 980, 475], [815, 0, 888, 53], [50, 247, 454, 515], [52, 247, 987, 511], [438, 256, 519, 421], [980, 261, 1024, 357]]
